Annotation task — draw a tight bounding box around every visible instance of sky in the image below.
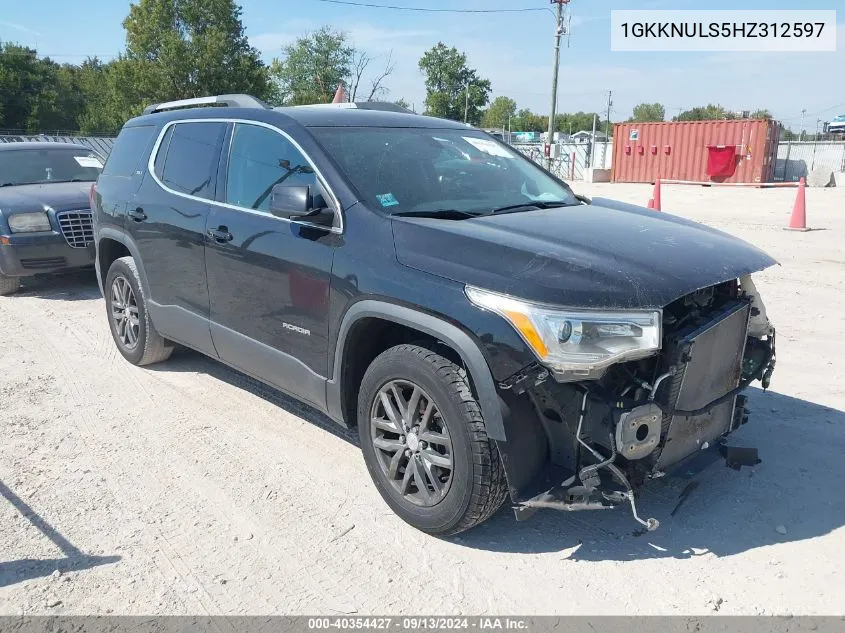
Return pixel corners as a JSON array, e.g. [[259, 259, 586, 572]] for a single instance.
[[0, 0, 842, 131]]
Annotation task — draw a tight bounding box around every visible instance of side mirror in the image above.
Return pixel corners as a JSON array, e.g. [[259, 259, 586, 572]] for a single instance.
[[269, 184, 312, 219]]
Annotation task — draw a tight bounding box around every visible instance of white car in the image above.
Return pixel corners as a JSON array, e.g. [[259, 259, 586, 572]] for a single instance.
[[828, 115, 845, 135]]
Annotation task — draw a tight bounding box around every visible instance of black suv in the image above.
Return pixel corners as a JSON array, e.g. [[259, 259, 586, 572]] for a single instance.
[[92, 94, 777, 535], [0, 142, 103, 295]]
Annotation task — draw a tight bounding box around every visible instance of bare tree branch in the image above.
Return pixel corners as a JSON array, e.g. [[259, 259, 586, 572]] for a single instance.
[[350, 49, 370, 102], [366, 50, 395, 102]]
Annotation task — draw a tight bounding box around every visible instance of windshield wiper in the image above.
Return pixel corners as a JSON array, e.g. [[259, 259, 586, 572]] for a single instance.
[[487, 201, 578, 215], [391, 209, 479, 220], [45, 178, 93, 184]]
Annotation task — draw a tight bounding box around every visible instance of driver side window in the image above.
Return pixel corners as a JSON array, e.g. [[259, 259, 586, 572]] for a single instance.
[[225, 123, 317, 212]]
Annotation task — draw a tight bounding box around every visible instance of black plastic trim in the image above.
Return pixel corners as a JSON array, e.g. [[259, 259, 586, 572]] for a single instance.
[[327, 300, 506, 441]]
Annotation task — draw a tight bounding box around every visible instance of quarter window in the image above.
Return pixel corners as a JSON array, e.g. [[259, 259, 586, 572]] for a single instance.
[[154, 122, 226, 200], [225, 123, 317, 212]]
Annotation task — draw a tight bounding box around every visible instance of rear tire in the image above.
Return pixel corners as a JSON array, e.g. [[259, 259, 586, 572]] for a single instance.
[[105, 256, 173, 366], [358, 344, 508, 535], [0, 274, 21, 296]]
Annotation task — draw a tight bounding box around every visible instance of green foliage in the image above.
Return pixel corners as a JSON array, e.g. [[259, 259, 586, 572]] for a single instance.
[[418, 42, 490, 125], [631, 102, 665, 122], [481, 96, 517, 129], [750, 109, 772, 120], [394, 98, 411, 111], [121, 0, 274, 103], [270, 27, 353, 105], [673, 104, 736, 121]]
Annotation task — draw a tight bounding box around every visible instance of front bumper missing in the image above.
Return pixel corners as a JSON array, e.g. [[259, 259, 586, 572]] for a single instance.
[[511, 306, 776, 532]]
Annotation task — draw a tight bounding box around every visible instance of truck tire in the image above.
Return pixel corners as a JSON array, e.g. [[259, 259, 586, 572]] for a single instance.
[[358, 344, 508, 535], [105, 256, 173, 366], [0, 274, 21, 296]]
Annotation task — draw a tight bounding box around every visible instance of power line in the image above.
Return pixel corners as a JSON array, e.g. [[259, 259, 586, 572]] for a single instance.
[[310, 0, 548, 13]]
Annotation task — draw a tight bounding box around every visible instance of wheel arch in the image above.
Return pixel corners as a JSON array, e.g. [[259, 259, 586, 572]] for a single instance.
[[96, 228, 150, 297], [327, 300, 506, 442]]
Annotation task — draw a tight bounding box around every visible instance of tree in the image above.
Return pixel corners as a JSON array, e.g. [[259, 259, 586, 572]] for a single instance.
[[631, 102, 665, 122], [511, 108, 545, 132], [394, 98, 411, 111], [418, 42, 490, 125], [750, 108, 773, 120], [271, 27, 353, 105], [121, 0, 274, 104], [270, 26, 395, 105], [674, 104, 735, 121], [481, 96, 517, 129]]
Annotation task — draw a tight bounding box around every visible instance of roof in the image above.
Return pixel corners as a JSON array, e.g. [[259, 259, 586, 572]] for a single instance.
[[128, 102, 471, 131], [275, 106, 468, 129], [0, 141, 97, 152]]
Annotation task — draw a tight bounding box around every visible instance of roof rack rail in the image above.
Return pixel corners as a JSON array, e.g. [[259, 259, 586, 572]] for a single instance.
[[142, 94, 269, 115], [280, 102, 414, 114]]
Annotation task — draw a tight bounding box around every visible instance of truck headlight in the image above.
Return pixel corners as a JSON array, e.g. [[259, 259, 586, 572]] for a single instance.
[[8, 212, 51, 233], [465, 286, 661, 380]]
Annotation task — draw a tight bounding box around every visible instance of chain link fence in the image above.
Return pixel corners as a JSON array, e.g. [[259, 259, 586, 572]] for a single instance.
[[513, 142, 613, 182], [0, 134, 115, 158]]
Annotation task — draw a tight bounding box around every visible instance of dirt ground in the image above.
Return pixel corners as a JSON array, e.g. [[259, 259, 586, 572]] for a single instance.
[[1, 183, 843, 616]]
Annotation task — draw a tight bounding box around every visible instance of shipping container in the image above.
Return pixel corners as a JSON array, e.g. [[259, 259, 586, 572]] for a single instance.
[[611, 119, 779, 184]]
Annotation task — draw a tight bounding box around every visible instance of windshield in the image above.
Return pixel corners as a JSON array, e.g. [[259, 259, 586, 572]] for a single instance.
[[311, 127, 578, 215], [0, 147, 104, 187]]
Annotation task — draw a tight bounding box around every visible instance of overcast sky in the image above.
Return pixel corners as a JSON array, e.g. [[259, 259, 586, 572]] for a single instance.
[[1, 0, 842, 130]]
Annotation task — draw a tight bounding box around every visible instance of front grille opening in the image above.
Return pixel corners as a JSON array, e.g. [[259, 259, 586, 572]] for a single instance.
[[57, 209, 93, 248]]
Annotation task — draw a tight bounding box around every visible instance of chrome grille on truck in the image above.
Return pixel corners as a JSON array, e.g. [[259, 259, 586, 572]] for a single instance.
[[57, 210, 93, 248]]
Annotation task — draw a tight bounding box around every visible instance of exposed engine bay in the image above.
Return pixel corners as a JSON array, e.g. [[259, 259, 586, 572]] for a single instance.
[[508, 276, 776, 530]]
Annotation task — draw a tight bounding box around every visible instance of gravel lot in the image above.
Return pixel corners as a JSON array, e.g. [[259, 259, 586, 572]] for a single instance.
[[1, 182, 843, 616]]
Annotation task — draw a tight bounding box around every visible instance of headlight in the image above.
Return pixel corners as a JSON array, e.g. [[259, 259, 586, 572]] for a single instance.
[[465, 286, 661, 381], [8, 212, 51, 233]]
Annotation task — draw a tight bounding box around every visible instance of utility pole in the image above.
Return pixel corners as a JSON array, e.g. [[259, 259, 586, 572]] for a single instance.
[[799, 108, 807, 141], [602, 89, 612, 168], [464, 81, 470, 123], [589, 113, 597, 168], [546, 0, 566, 169]]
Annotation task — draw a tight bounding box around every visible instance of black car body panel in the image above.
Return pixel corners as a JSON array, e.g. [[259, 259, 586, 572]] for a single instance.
[[393, 201, 777, 310], [93, 100, 778, 532]]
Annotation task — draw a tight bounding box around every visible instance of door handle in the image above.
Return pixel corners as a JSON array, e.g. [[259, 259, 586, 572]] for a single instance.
[[207, 227, 234, 243], [128, 207, 147, 222]]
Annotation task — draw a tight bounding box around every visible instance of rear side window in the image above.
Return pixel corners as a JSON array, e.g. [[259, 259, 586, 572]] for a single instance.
[[102, 125, 155, 177], [225, 123, 317, 212], [154, 121, 226, 200]]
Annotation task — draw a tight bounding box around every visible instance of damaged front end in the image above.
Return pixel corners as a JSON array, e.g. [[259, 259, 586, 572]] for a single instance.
[[474, 276, 776, 531]]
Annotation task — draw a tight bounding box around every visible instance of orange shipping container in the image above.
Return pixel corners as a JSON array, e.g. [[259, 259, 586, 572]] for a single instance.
[[611, 119, 780, 184]]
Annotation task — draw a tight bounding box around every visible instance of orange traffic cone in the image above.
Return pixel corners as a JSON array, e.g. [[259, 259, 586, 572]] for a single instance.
[[648, 179, 662, 211], [785, 177, 809, 231], [332, 83, 347, 104]]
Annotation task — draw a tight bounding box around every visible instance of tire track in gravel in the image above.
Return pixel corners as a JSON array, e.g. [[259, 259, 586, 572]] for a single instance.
[[3, 293, 440, 614]]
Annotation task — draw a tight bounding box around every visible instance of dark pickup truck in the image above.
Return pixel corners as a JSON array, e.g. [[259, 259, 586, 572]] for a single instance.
[[92, 95, 776, 535]]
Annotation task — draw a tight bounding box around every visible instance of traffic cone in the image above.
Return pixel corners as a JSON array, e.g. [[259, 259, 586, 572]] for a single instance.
[[332, 83, 347, 104], [651, 178, 662, 211], [785, 177, 809, 231]]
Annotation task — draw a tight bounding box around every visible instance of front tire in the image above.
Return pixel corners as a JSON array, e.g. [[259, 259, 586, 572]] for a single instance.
[[0, 274, 21, 296], [358, 344, 508, 535], [105, 256, 173, 366]]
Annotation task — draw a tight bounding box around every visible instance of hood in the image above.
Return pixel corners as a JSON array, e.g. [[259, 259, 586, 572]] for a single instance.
[[0, 182, 93, 214], [392, 198, 777, 309]]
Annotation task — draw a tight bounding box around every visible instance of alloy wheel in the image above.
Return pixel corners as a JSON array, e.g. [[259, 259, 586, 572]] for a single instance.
[[370, 380, 454, 507], [110, 276, 140, 350]]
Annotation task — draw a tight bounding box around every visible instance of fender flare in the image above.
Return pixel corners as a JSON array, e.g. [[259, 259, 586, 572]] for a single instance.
[[326, 300, 506, 441], [95, 228, 151, 296]]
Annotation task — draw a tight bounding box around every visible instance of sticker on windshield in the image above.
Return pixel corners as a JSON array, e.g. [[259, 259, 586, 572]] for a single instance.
[[462, 137, 514, 158], [376, 192, 399, 207], [74, 156, 103, 169]]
